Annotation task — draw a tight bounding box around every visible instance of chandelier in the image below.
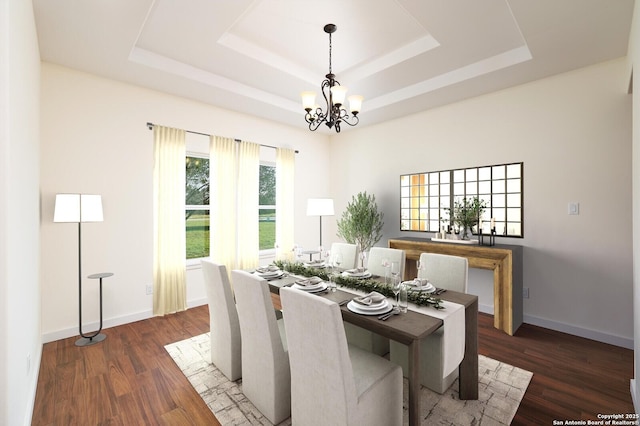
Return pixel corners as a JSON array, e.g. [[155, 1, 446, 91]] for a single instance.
[[301, 24, 363, 133]]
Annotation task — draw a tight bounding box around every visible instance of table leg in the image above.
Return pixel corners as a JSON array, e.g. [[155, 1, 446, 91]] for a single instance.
[[408, 339, 420, 426], [459, 298, 479, 399]]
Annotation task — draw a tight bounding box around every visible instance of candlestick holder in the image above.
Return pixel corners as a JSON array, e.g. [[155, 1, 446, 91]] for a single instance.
[[480, 227, 496, 246]]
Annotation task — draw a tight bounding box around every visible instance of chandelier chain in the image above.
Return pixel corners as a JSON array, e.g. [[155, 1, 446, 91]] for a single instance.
[[328, 32, 332, 75]]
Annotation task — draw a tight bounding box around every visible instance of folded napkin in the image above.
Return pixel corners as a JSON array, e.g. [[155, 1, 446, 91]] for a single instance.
[[353, 291, 387, 306], [407, 278, 429, 287], [295, 276, 323, 287], [256, 265, 279, 273]]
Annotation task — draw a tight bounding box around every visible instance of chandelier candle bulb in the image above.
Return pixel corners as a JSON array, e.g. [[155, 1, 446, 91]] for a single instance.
[[348, 95, 363, 114], [301, 92, 316, 111], [330, 86, 347, 106]]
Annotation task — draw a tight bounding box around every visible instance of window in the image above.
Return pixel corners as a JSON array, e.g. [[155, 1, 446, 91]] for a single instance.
[[186, 155, 210, 259], [259, 164, 276, 250], [185, 153, 277, 259], [400, 162, 523, 237]]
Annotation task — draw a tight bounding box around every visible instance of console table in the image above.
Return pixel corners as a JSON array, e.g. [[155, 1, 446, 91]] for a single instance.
[[388, 237, 522, 335]]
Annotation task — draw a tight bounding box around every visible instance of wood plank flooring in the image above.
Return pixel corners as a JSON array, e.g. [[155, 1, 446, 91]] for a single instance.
[[32, 306, 219, 425], [32, 304, 634, 425]]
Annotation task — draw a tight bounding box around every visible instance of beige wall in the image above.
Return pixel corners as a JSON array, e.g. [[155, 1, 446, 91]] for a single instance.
[[629, 0, 639, 413], [1, 1, 42, 425], [39, 63, 330, 341], [328, 57, 633, 347]]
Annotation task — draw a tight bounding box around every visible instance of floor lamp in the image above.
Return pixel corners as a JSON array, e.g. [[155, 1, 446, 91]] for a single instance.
[[54, 193, 105, 347], [306, 198, 334, 249]]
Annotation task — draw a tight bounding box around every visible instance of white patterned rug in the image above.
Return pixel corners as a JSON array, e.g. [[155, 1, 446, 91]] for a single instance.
[[165, 333, 532, 425]]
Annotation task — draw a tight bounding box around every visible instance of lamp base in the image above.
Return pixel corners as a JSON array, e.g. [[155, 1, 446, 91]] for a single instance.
[[75, 333, 106, 347]]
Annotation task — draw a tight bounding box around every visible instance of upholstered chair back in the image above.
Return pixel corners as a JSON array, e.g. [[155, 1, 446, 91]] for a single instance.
[[418, 252, 468, 292], [231, 270, 291, 424], [281, 287, 402, 425], [201, 260, 242, 381]]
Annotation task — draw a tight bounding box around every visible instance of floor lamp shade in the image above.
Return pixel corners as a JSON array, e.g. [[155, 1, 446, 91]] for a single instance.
[[306, 198, 334, 248], [306, 198, 334, 217], [54, 194, 103, 223]]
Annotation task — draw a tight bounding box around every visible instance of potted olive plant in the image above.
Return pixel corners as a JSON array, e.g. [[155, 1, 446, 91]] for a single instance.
[[336, 192, 384, 264], [447, 196, 486, 240]]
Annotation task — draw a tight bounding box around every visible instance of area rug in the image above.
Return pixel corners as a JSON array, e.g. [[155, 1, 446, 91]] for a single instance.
[[165, 333, 532, 425]]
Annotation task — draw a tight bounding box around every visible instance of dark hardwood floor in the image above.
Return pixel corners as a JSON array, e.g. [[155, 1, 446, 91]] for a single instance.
[[32, 303, 634, 425], [32, 306, 219, 425]]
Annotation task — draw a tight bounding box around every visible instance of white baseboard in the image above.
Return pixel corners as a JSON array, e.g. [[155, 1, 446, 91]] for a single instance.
[[42, 298, 209, 344], [522, 313, 633, 349], [24, 346, 42, 426], [478, 303, 494, 315], [478, 304, 632, 349]]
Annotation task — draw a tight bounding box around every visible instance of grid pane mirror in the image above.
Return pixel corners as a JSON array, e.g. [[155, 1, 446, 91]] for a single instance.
[[400, 162, 523, 237]]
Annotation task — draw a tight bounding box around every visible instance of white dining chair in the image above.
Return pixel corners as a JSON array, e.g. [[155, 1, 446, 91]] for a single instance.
[[342, 247, 405, 356], [280, 287, 402, 426], [201, 260, 242, 381], [231, 269, 290, 424], [366, 246, 406, 279], [389, 252, 469, 393], [329, 242, 358, 269]]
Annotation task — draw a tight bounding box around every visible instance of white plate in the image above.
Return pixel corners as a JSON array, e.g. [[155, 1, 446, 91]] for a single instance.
[[347, 300, 392, 315], [403, 281, 435, 293], [350, 299, 388, 310], [342, 270, 372, 279], [292, 282, 327, 293], [255, 270, 283, 278], [304, 261, 326, 268]]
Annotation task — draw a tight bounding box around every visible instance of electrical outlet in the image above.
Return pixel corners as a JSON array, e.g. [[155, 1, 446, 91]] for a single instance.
[[146, 284, 153, 295], [523, 287, 529, 299], [568, 202, 579, 215]]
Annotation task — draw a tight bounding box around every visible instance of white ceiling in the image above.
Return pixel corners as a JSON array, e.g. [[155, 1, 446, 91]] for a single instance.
[[33, 0, 635, 133]]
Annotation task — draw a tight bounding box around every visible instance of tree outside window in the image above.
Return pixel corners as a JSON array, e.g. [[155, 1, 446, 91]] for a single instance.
[[186, 155, 210, 259], [185, 157, 276, 258], [259, 164, 276, 250]]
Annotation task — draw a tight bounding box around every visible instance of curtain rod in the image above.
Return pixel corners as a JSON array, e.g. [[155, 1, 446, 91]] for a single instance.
[[146, 122, 299, 153]]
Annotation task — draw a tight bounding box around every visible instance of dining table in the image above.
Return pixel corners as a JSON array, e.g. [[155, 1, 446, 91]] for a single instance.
[[263, 268, 479, 426]]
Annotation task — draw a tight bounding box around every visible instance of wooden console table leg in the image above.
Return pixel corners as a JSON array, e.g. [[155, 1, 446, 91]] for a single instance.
[[493, 259, 514, 335]]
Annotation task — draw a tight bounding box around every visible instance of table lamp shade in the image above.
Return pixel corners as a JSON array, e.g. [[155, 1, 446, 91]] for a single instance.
[[306, 198, 334, 216], [54, 194, 103, 223]]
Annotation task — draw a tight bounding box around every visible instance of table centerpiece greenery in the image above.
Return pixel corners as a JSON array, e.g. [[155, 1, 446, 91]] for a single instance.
[[336, 191, 384, 264], [274, 260, 444, 309]]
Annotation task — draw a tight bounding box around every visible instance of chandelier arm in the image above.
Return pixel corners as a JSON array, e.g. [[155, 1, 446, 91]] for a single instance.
[[339, 112, 360, 127], [308, 119, 323, 131]]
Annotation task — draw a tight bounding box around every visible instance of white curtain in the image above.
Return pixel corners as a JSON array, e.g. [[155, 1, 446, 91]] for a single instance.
[[153, 125, 187, 316], [236, 141, 260, 270], [211, 136, 238, 277], [276, 148, 295, 261]]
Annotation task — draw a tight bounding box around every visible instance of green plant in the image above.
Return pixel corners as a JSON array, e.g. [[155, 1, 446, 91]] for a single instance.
[[446, 196, 486, 239], [336, 191, 384, 252]]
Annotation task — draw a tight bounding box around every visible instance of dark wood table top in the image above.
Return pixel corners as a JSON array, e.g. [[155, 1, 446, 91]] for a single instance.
[[266, 272, 474, 345]]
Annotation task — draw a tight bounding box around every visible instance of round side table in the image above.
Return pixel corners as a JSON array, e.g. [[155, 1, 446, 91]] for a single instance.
[[75, 272, 113, 347]]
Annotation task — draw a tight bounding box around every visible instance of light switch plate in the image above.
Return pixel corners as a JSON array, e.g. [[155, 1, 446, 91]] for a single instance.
[[568, 202, 579, 215]]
